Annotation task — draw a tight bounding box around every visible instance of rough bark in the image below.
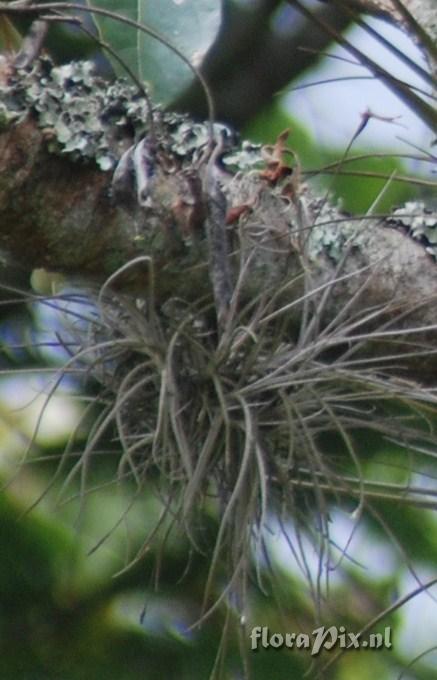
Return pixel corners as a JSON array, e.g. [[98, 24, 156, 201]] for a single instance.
[[1, 56, 437, 378]]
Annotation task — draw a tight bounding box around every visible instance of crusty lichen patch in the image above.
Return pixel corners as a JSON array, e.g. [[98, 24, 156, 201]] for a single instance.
[[0, 57, 149, 169], [388, 201, 437, 259], [0, 56, 263, 174]]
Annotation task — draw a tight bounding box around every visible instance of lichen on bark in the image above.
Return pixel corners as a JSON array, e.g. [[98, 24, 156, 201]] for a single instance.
[[0, 55, 437, 375]]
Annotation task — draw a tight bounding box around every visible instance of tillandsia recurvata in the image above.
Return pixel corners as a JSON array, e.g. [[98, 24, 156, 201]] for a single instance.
[[2, 3, 437, 679]]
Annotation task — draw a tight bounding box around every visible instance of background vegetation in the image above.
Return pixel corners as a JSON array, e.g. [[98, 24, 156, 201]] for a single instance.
[[0, 1, 436, 678]]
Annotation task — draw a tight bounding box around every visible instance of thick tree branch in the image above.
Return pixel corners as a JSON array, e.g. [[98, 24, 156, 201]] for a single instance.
[[0, 116, 138, 279], [1, 57, 437, 378]]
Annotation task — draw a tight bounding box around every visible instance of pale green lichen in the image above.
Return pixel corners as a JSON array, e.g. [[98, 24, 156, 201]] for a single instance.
[[223, 140, 263, 170], [389, 201, 437, 258], [0, 58, 150, 170], [0, 57, 262, 173], [307, 199, 365, 263]]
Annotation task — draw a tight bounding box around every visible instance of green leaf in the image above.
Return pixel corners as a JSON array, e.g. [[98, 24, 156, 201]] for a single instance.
[[88, 0, 222, 105], [0, 15, 23, 53]]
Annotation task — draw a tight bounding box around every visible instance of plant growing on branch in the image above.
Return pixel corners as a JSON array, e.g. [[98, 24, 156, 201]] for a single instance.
[[0, 1, 436, 678]]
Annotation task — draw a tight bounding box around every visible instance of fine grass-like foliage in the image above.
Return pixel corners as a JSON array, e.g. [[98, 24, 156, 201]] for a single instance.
[[24, 210, 437, 655]]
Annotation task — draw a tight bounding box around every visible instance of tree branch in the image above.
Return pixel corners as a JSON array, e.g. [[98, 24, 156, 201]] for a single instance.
[[1, 57, 437, 378]]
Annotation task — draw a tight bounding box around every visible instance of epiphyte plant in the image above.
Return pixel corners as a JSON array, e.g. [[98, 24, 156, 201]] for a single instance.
[[0, 1, 437, 679]]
